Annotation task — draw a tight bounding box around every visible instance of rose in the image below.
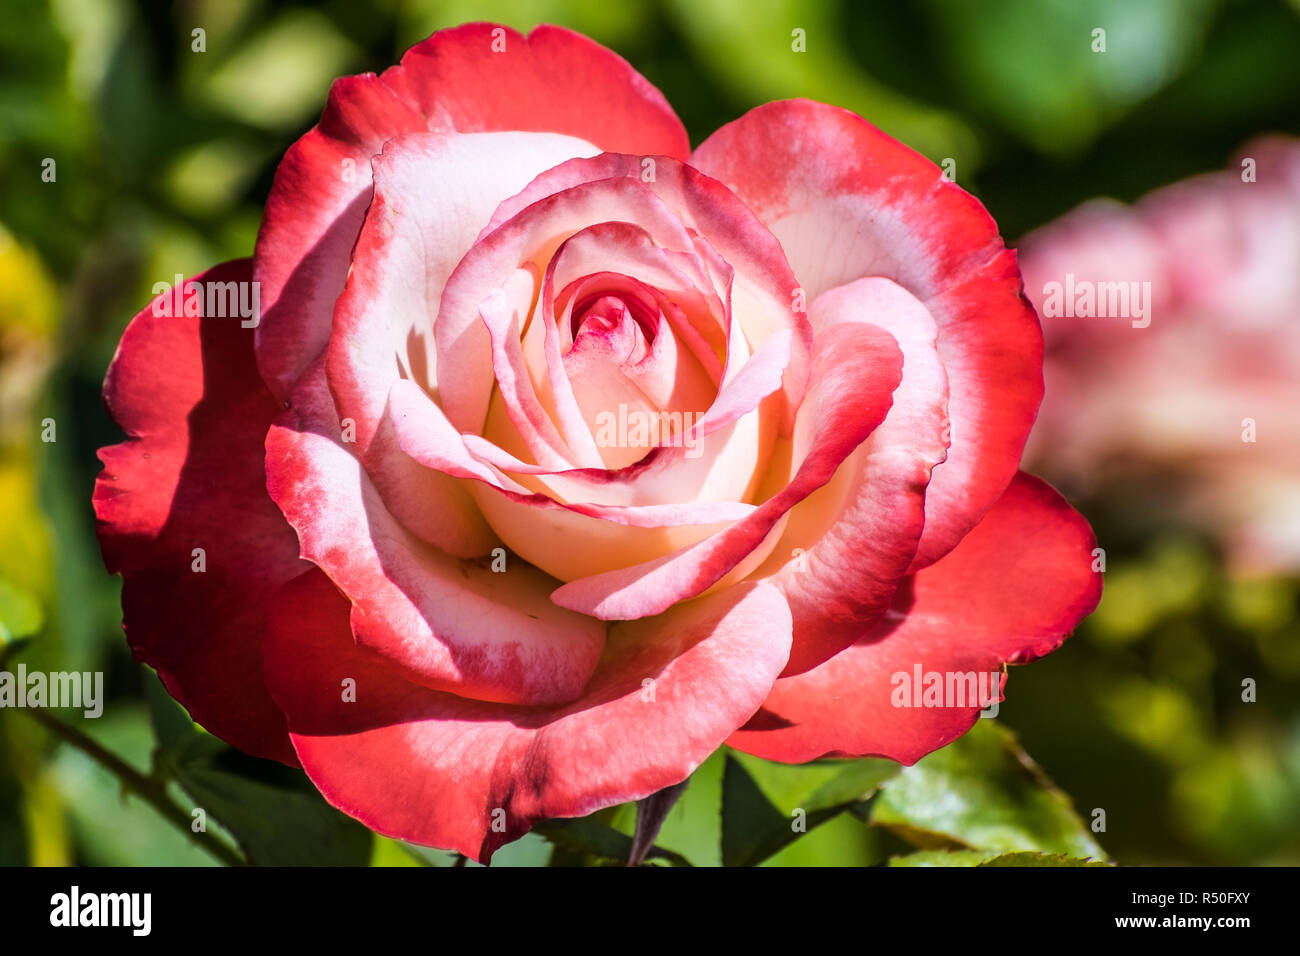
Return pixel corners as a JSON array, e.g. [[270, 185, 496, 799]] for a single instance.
[[1020, 136, 1300, 573], [94, 23, 1101, 862]]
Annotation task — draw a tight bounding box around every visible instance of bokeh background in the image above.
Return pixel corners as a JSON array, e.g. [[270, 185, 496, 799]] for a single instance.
[[2, 0, 1298, 866]]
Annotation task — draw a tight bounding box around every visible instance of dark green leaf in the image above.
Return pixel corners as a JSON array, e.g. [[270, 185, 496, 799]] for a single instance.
[[720, 755, 789, 867], [168, 758, 372, 866], [535, 818, 692, 867], [870, 721, 1107, 859], [722, 752, 900, 866], [889, 848, 1109, 867], [648, 749, 725, 866], [145, 668, 371, 866], [143, 668, 214, 759]]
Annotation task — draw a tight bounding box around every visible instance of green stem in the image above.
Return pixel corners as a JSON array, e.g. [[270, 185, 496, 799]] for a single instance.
[[18, 707, 246, 867]]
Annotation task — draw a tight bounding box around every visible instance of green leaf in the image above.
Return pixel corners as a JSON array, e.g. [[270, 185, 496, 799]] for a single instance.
[[977, 851, 1111, 867], [391, 842, 461, 867], [370, 835, 428, 867], [145, 669, 372, 866], [722, 752, 900, 866], [870, 721, 1107, 860], [648, 749, 726, 866], [143, 670, 210, 758], [888, 849, 1002, 867], [168, 759, 372, 866], [890, 848, 1109, 867], [395, 832, 553, 868], [535, 818, 692, 867], [720, 755, 788, 867]]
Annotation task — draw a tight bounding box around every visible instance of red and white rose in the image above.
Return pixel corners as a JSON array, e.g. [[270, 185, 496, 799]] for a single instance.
[[95, 24, 1101, 861]]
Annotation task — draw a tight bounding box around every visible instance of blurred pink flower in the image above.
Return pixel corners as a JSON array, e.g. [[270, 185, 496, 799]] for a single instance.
[[1020, 137, 1300, 573]]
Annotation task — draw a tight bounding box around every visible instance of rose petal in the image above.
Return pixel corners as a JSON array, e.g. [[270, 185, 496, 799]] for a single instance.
[[728, 472, 1102, 764], [434, 173, 802, 516], [382, 23, 690, 160], [253, 75, 427, 402], [264, 363, 605, 706], [262, 567, 792, 862], [483, 152, 813, 429], [94, 260, 304, 765], [437, 175, 696, 441], [495, 288, 783, 514], [536, 224, 720, 467], [550, 321, 904, 619], [387, 379, 758, 582], [327, 132, 601, 552], [692, 99, 1042, 570], [254, 22, 689, 402], [479, 264, 597, 469]]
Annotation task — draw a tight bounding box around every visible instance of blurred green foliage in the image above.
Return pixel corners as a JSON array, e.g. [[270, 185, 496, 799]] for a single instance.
[[1, 0, 1297, 865]]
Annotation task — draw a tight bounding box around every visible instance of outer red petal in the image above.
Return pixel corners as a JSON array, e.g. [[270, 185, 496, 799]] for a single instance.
[[93, 260, 305, 765], [380, 23, 690, 161], [691, 99, 1043, 570], [263, 569, 792, 862], [254, 22, 690, 403], [727, 472, 1102, 765]]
